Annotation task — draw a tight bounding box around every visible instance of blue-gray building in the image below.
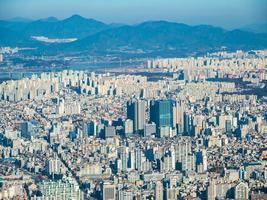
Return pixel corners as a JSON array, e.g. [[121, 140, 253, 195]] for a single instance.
[[150, 100, 173, 136]]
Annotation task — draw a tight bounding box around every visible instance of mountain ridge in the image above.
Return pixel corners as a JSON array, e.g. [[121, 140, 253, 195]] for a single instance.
[[0, 15, 266, 56]]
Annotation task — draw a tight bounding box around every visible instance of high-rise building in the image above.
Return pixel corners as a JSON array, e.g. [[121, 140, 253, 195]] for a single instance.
[[57, 99, 65, 116], [124, 119, 133, 137], [3, 128, 21, 140], [207, 180, 217, 200], [87, 121, 96, 136], [159, 126, 172, 138], [135, 148, 142, 171], [118, 190, 133, 200], [183, 112, 192, 136], [173, 100, 185, 134], [235, 182, 249, 200], [216, 182, 233, 200], [237, 125, 248, 139], [127, 99, 146, 133], [174, 139, 193, 171], [166, 187, 178, 200], [144, 122, 156, 137], [46, 158, 62, 176], [118, 147, 128, 172], [36, 178, 83, 200], [225, 119, 232, 133], [104, 126, 116, 138], [49, 122, 61, 144], [154, 181, 163, 200], [102, 182, 116, 200], [196, 149, 208, 173], [128, 150, 135, 170], [217, 112, 226, 130], [150, 100, 173, 136], [239, 167, 247, 180], [21, 121, 34, 140], [57, 99, 81, 116], [0, 54, 3, 62], [160, 150, 175, 172]]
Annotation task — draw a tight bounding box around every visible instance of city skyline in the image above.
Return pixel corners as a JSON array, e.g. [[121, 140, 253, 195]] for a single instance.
[[0, 49, 266, 199], [0, 0, 267, 199]]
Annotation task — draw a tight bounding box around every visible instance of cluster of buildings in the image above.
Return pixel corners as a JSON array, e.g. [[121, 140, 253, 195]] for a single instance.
[[0, 47, 22, 64], [0, 50, 266, 199], [147, 50, 267, 83]]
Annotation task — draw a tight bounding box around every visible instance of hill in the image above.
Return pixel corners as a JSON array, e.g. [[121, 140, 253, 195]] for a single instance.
[[0, 16, 267, 56]]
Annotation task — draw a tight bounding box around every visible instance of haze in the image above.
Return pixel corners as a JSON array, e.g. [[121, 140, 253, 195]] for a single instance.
[[0, 0, 266, 29]]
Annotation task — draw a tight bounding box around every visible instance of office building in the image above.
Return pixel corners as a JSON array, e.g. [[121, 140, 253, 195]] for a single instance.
[[21, 121, 34, 140], [104, 126, 116, 138], [154, 181, 163, 200], [35, 178, 83, 200], [102, 182, 116, 200], [127, 99, 146, 133], [150, 100, 173, 136], [144, 122, 156, 137], [235, 182, 249, 200], [124, 119, 133, 137], [173, 100, 185, 134]]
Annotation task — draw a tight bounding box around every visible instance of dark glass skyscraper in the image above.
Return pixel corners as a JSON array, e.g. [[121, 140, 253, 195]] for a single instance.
[[183, 112, 191, 136], [150, 100, 173, 129]]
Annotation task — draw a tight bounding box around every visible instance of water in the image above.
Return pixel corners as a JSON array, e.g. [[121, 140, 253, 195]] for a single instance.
[[0, 64, 100, 81], [0, 60, 144, 81], [0, 72, 42, 82]]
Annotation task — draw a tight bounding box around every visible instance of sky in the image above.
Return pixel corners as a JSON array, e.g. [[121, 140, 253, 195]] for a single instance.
[[0, 0, 266, 29]]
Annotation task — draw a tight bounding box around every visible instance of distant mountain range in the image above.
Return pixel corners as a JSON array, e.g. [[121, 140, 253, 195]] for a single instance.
[[0, 15, 267, 56], [240, 23, 267, 34]]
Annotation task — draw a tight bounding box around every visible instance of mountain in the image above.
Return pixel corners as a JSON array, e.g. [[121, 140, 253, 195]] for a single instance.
[[0, 27, 38, 46], [55, 21, 267, 55], [39, 17, 59, 22], [0, 16, 267, 57], [22, 15, 109, 39], [8, 17, 32, 23], [109, 23, 127, 28], [240, 23, 267, 34], [0, 19, 30, 32], [0, 15, 109, 41]]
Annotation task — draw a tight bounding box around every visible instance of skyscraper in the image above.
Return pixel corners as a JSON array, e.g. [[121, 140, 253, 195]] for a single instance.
[[144, 122, 156, 137], [46, 158, 62, 176], [183, 112, 192, 136], [217, 112, 226, 130], [196, 149, 208, 173], [118, 190, 133, 200], [0, 54, 3, 63], [124, 119, 133, 137], [37, 178, 83, 200], [21, 121, 34, 140], [127, 99, 146, 133], [207, 180, 217, 200], [235, 182, 249, 200], [104, 126, 116, 138], [87, 121, 96, 136], [134, 148, 142, 171], [166, 187, 178, 200], [118, 146, 128, 172], [174, 139, 192, 171], [150, 100, 173, 136], [173, 100, 185, 134], [154, 181, 164, 200], [102, 182, 116, 200], [225, 119, 232, 133]]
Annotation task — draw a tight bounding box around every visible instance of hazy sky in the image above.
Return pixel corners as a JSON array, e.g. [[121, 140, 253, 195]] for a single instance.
[[0, 0, 266, 29]]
